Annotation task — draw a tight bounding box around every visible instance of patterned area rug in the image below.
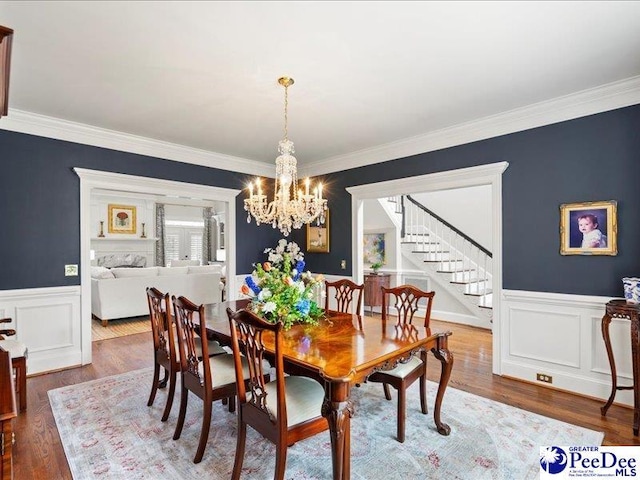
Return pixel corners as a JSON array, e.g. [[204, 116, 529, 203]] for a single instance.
[[91, 316, 151, 341], [49, 368, 603, 479]]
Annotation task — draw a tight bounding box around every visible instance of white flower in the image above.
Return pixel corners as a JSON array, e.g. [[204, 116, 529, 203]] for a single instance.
[[258, 288, 272, 301], [262, 301, 277, 314], [268, 252, 283, 264], [296, 282, 305, 293]]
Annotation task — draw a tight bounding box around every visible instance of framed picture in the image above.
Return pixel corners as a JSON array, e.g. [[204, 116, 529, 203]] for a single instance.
[[560, 200, 617, 256], [363, 233, 385, 264], [306, 210, 330, 253], [108, 204, 137, 234]]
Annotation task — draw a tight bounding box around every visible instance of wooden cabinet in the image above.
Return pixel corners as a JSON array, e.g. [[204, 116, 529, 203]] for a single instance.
[[364, 274, 390, 313], [0, 347, 16, 480]]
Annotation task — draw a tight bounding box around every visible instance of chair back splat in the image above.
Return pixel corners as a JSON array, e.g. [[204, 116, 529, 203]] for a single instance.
[[227, 308, 328, 480], [382, 284, 435, 328], [324, 279, 364, 316]]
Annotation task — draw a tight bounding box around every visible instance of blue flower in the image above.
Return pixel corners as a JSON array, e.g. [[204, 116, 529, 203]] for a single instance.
[[295, 298, 311, 316], [245, 276, 261, 296], [293, 260, 305, 281]]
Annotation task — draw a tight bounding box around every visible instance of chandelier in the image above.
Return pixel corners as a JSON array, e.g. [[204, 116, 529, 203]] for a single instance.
[[244, 77, 328, 236]]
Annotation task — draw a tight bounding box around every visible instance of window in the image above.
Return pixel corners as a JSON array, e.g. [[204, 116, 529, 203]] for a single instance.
[[165, 220, 204, 265]]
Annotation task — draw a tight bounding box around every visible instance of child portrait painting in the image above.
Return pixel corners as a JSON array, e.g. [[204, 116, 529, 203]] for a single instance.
[[560, 200, 617, 256]]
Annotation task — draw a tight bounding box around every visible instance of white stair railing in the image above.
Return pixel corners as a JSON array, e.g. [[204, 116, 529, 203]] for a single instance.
[[390, 195, 493, 299]]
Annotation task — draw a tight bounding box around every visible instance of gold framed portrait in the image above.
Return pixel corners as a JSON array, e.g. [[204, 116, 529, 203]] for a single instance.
[[560, 200, 617, 256], [108, 204, 137, 234], [306, 210, 330, 253]]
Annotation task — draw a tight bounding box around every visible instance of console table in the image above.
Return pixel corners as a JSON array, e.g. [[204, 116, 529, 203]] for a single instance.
[[601, 299, 640, 435], [364, 274, 390, 314]]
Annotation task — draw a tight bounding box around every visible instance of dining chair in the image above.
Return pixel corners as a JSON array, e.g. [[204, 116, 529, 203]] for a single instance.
[[0, 317, 27, 411], [367, 284, 435, 443], [324, 279, 364, 316], [146, 287, 226, 422], [172, 295, 249, 464], [226, 307, 329, 480]]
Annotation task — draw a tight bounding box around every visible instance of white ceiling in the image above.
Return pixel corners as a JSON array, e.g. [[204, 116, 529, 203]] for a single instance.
[[2, 1, 640, 176]]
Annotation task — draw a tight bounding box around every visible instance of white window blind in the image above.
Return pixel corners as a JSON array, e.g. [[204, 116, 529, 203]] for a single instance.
[[165, 233, 180, 264], [190, 234, 203, 262]]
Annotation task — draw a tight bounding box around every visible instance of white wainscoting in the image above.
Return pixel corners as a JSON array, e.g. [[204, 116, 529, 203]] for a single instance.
[[501, 290, 628, 405], [0, 286, 82, 375]]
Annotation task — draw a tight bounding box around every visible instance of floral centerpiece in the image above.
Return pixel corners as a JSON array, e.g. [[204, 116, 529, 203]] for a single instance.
[[241, 239, 324, 330]]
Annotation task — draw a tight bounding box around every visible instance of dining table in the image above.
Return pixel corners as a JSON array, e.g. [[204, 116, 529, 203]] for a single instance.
[[202, 300, 454, 480]]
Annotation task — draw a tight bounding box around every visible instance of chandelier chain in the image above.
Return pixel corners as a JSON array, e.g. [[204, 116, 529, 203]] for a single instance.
[[283, 83, 289, 141]]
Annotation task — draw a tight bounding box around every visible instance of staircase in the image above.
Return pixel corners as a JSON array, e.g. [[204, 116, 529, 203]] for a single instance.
[[381, 195, 493, 327]]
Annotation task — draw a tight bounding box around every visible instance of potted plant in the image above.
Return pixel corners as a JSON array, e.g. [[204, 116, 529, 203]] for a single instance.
[[370, 262, 383, 274]]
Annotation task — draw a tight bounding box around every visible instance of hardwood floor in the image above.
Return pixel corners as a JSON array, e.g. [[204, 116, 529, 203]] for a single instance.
[[13, 319, 639, 479]]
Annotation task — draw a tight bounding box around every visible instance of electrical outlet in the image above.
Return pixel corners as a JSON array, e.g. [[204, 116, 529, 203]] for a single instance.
[[340, 260, 347, 270], [65, 264, 78, 276], [536, 373, 552, 384]]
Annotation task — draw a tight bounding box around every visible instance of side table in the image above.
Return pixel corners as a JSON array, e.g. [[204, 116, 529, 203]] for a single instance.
[[601, 298, 640, 435], [364, 274, 390, 314]]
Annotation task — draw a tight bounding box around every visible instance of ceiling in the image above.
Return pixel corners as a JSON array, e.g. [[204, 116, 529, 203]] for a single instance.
[[2, 1, 640, 176]]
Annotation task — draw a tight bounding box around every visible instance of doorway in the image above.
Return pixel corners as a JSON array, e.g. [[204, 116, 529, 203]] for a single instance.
[[346, 161, 508, 374], [76, 168, 240, 366]]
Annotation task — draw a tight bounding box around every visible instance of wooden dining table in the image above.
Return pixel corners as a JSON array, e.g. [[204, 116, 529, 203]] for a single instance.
[[202, 300, 454, 480]]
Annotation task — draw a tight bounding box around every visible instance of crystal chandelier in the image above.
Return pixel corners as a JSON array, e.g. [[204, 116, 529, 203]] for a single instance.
[[244, 77, 328, 236]]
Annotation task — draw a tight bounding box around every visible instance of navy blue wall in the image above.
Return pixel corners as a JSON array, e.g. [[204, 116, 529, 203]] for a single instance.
[[303, 104, 640, 297], [0, 130, 275, 290], [2, 103, 639, 296]]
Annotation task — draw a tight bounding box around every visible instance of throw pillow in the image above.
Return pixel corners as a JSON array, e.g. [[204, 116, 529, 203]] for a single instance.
[[90, 266, 116, 279]]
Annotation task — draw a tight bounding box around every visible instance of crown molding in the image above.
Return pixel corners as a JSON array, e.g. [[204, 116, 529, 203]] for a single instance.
[[2, 75, 640, 179], [301, 75, 640, 177], [0, 109, 274, 177]]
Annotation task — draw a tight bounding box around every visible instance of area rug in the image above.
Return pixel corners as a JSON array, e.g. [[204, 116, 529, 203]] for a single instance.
[[91, 316, 151, 341], [49, 368, 603, 480]]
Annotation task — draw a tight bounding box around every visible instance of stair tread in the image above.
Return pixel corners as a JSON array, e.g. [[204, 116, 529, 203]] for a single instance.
[[464, 289, 493, 296], [412, 249, 449, 253]]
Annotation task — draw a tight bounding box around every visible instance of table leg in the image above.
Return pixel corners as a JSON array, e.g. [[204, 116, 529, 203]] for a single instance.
[[431, 335, 453, 436], [321, 383, 354, 480], [631, 315, 640, 436], [601, 314, 617, 416]]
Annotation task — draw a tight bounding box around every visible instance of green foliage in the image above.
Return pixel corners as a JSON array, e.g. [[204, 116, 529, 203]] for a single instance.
[[241, 241, 324, 330]]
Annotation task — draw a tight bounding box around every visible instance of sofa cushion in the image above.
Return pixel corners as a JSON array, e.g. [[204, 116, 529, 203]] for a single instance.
[[171, 259, 200, 267], [158, 266, 189, 276], [112, 267, 159, 278], [188, 265, 221, 275], [90, 266, 116, 279]]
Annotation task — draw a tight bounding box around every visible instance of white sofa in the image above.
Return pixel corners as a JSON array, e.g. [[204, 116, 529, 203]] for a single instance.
[[91, 265, 223, 326]]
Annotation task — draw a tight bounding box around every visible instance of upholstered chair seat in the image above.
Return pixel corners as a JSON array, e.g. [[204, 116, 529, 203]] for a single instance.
[[171, 332, 226, 357], [264, 376, 325, 427], [197, 354, 250, 388], [379, 356, 423, 379], [0, 339, 27, 359]]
